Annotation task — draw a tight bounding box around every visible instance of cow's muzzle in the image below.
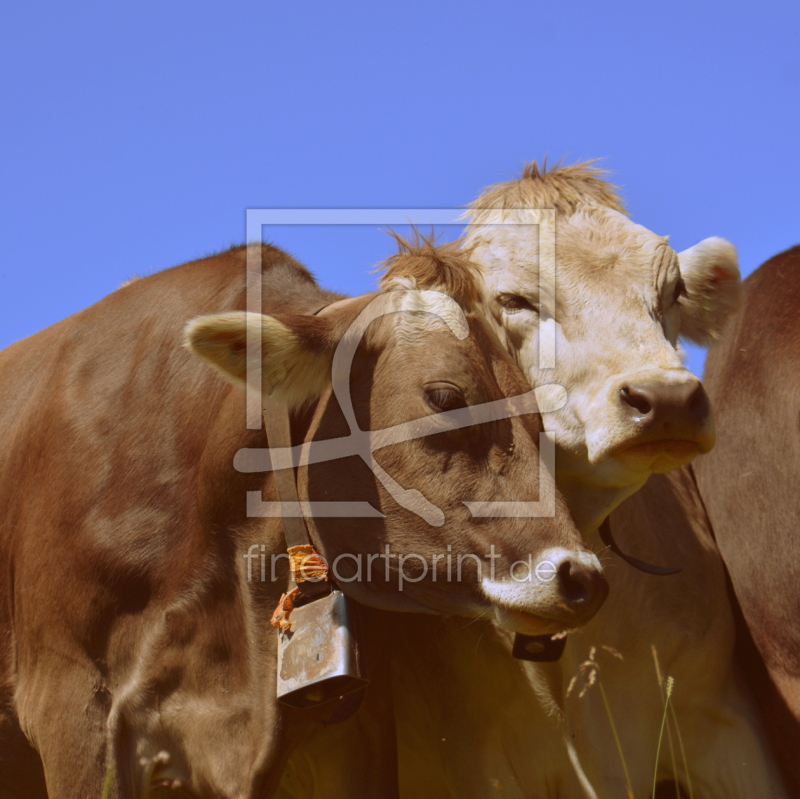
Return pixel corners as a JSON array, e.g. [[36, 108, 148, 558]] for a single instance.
[[483, 549, 608, 635], [612, 376, 715, 471]]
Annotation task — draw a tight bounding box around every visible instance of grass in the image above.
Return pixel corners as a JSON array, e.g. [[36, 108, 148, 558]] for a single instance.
[[568, 644, 693, 799], [652, 675, 674, 798], [597, 676, 636, 799], [652, 646, 694, 799], [101, 762, 113, 799]]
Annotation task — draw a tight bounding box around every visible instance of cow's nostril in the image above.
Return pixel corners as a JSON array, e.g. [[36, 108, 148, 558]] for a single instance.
[[551, 553, 609, 622], [688, 382, 711, 422], [618, 378, 711, 431], [557, 559, 590, 604], [620, 385, 653, 416]]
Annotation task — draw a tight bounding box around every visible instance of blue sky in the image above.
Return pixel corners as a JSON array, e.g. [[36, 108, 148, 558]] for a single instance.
[[2, 1, 798, 376]]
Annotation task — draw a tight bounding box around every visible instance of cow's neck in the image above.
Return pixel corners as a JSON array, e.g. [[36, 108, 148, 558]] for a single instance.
[[555, 470, 648, 536]]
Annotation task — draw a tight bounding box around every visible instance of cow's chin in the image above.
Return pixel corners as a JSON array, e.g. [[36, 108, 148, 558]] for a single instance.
[[491, 605, 569, 636], [611, 439, 704, 475]]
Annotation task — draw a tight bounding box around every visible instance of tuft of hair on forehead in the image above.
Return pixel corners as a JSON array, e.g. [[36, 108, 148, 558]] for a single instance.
[[465, 159, 628, 221], [378, 230, 481, 310]]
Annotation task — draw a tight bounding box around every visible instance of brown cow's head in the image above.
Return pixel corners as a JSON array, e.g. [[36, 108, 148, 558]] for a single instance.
[[185, 239, 607, 635], [465, 162, 741, 533]]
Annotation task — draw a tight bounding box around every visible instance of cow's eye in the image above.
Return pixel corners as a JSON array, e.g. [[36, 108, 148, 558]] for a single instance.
[[671, 278, 686, 306], [425, 383, 467, 413], [497, 293, 538, 313]]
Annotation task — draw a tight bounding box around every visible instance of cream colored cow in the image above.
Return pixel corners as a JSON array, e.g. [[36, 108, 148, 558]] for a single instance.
[[464, 162, 740, 534], [386, 163, 784, 799]]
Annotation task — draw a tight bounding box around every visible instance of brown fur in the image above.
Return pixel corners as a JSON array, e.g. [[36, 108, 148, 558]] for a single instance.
[[0, 241, 600, 798], [696, 244, 800, 791], [393, 466, 782, 799], [379, 231, 481, 310]]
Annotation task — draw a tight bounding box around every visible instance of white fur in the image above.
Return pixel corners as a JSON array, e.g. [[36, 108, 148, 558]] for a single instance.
[[482, 549, 603, 620], [677, 237, 741, 344], [384, 277, 470, 344]]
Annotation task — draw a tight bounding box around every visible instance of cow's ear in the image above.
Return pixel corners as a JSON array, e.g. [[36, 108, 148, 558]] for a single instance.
[[184, 312, 333, 407], [677, 237, 741, 344]]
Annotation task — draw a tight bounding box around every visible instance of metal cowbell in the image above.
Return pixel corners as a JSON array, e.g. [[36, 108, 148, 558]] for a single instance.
[[277, 590, 367, 708]]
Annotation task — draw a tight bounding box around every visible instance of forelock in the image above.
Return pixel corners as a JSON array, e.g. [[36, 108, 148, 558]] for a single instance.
[[379, 231, 481, 310], [464, 159, 628, 225]]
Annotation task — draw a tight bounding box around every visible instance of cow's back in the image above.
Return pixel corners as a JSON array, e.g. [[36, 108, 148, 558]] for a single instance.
[[0, 244, 333, 581], [696, 243, 800, 789]]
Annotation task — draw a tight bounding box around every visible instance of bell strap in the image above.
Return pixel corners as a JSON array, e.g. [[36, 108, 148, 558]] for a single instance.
[[262, 397, 329, 631], [599, 517, 681, 576]]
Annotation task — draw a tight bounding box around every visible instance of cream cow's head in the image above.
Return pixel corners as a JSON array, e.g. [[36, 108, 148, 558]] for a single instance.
[[465, 162, 741, 533]]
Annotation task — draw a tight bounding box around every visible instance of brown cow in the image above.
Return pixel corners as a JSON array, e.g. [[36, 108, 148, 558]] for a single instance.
[[695, 244, 800, 791], [0, 239, 606, 798]]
